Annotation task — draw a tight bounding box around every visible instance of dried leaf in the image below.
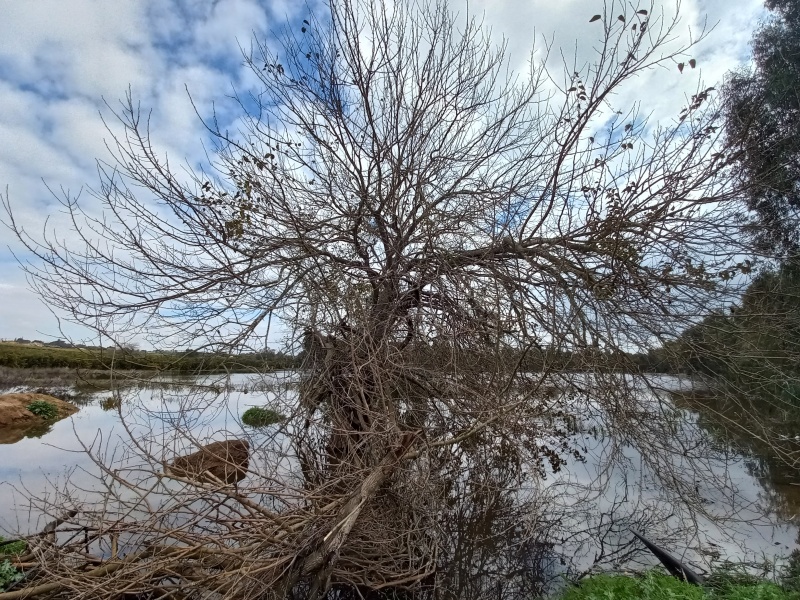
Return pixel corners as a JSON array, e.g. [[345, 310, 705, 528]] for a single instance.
[[590, 14, 602, 22], [689, 58, 697, 69], [677, 62, 685, 73], [568, 87, 577, 92], [637, 9, 648, 15], [618, 14, 626, 22]]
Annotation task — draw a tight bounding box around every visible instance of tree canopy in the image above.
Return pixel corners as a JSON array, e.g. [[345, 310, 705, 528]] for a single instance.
[[722, 0, 800, 258]]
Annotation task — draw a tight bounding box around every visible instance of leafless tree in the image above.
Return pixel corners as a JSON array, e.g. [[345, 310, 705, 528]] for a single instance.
[[0, 0, 766, 597]]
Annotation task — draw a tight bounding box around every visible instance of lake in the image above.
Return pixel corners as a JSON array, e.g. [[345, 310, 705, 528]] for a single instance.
[[0, 371, 797, 590]]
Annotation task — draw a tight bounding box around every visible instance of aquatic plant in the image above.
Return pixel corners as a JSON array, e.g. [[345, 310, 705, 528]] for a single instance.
[[241, 406, 285, 427], [99, 396, 121, 411]]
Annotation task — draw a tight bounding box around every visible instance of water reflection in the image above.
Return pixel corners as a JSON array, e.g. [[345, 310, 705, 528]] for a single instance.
[[673, 390, 800, 521], [538, 375, 797, 577], [0, 373, 797, 597]]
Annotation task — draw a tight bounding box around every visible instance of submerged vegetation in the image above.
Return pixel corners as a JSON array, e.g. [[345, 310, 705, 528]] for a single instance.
[[99, 395, 121, 411], [241, 406, 286, 427]]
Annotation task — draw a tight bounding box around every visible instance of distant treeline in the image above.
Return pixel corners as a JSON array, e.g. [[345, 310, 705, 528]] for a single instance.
[[371, 341, 674, 374], [0, 343, 300, 373], [665, 261, 800, 399], [2, 337, 678, 376]]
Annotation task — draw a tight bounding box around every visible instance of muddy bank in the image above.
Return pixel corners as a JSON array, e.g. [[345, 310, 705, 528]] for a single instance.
[[0, 393, 78, 444]]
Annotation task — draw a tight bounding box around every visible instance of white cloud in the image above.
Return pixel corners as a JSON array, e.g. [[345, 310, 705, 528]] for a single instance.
[[0, 1, 156, 100], [191, 0, 270, 60]]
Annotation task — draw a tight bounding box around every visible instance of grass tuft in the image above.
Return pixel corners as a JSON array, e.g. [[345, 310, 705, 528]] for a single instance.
[[0, 538, 25, 556], [242, 406, 285, 428]]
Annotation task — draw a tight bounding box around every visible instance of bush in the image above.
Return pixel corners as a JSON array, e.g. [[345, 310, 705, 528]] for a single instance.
[[0, 559, 22, 591], [242, 406, 285, 427], [25, 400, 58, 420], [781, 550, 800, 593]]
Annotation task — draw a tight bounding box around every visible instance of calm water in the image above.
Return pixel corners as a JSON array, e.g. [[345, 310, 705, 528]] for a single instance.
[[541, 374, 799, 574], [0, 372, 796, 581]]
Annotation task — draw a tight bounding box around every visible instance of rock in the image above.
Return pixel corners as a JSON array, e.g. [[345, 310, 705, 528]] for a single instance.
[[0, 393, 79, 444], [166, 439, 250, 485]]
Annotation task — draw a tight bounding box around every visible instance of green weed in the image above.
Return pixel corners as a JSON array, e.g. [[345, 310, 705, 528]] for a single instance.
[[25, 400, 58, 420], [0, 559, 22, 591], [0, 538, 25, 556], [242, 406, 285, 427]]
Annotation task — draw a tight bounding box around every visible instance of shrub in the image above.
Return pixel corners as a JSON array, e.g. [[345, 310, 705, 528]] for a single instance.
[[242, 406, 285, 427], [780, 549, 800, 593], [0, 559, 22, 591], [25, 400, 58, 420]]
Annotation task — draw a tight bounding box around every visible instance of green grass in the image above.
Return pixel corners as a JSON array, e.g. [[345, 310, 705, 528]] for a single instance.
[[25, 400, 58, 420], [560, 571, 800, 600], [0, 538, 25, 556], [241, 406, 286, 427]]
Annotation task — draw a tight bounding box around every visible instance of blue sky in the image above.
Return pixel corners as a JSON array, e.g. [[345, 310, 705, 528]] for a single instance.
[[0, 0, 765, 346]]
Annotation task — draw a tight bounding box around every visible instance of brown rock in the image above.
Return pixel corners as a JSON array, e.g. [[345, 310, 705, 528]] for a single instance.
[[0, 393, 79, 444], [166, 439, 250, 485]]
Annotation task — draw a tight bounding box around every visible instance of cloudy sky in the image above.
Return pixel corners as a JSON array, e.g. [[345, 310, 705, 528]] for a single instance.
[[0, 0, 765, 347]]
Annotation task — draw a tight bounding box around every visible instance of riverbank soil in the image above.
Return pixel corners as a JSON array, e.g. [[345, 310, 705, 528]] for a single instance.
[[0, 393, 78, 444]]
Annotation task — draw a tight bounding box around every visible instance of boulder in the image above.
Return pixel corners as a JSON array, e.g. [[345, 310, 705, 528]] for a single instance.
[[0, 393, 79, 444], [166, 439, 250, 485]]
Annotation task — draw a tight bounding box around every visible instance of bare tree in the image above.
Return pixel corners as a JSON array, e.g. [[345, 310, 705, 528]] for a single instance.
[[1, 0, 761, 597]]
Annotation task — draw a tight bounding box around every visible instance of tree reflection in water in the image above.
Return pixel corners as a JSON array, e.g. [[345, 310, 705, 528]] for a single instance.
[[3, 374, 798, 599]]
